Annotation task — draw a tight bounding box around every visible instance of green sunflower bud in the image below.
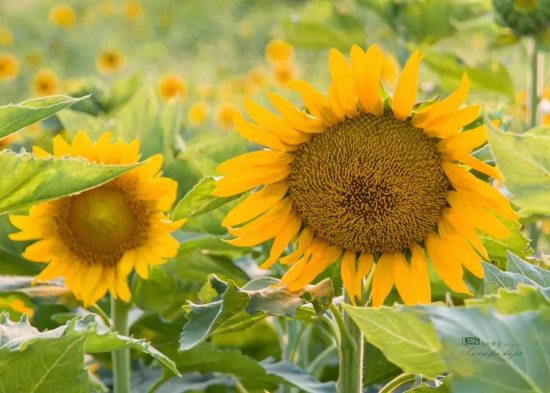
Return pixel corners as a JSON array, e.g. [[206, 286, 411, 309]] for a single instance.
[[493, 0, 550, 36]]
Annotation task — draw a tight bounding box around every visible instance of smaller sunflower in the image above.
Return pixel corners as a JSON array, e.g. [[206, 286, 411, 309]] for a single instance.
[[10, 132, 185, 306], [248, 68, 267, 88], [96, 50, 127, 75], [158, 73, 187, 102], [215, 103, 239, 130], [188, 101, 210, 125], [49, 5, 77, 28], [266, 39, 294, 64], [273, 61, 298, 86], [0, 28, 14, 47], [0, 53, 19, 81], [33, 69, 60, 97], [125, 0, 143, 21]]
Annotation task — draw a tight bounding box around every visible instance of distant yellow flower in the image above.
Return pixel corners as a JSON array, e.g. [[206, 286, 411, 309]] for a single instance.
[[10, 132, 185, 306], [382, 52, 399, 85], [266, 39, 294, 64], [65, 78, 85, 94], [26, 51, 42, 66], [33, 69, 60, 97], [0, 28, 14, 47], [49, 5, 77, 28], [158, 73, 187, 101], [273, 61, 297, 86], [125, 0, 143, 21], [0, 53, 19, 81], [0, 134, 19, 150], [188, 101, 210, 125], [543, 114, 550, 126], [96, 50, 127, 75], [0, 298, 34, 317], [214, 45, 519, 307], [99, 0, 117, 16], [234, 76, 256, 97], [215, 103, 239, 129], [196, 82, 213, 99], [218, 81, 235, 101], [248, 68, 267, 87]]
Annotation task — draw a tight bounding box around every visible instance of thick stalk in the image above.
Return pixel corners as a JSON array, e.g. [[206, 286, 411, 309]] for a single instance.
[[337, 292, 364, 393], [111, 297, 131, 393], [527, 37, 543, 129]]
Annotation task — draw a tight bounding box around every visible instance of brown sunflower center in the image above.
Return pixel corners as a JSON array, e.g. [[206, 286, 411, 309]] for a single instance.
[[288, 112, 449, 254], [55, 180, 150, 266]]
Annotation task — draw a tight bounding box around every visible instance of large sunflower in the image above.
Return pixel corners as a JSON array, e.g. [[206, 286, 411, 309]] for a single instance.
[[10, 132, 185, 307], [213, 45, 519, 306]]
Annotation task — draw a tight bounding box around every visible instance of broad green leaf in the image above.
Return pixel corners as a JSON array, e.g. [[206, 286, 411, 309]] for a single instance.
[[0, 313, 98, 392], [343, 305, 446, 377], [175, 342, 336, 392], [131, 263, 179, 312], [57, 108, 105, 136], [0, 313, 179, 378], [466, 285, 550, 314], [363, 342, 403, 386], [0, 95, 89, 140], [426, 307, 550, 393], [482, 252, 549, 295], [0, 151, 139, 215], [172, 177, 242, 220], [179, 276, 333, 350], [486, 123, 550, 216], [101, 72, 143, 113], [482, 263, 540, 294], [281, 19, 363, 51], [420, 47, 514, 98], [478, 216, 532, 269]]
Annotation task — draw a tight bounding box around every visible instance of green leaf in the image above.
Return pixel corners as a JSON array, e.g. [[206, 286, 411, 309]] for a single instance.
[[427, 307, 550, 393], [0, 95, 89, 140], [478, 216, 532, 269], [179, 276, 333, 350], [0, 151, 139, 215], [175, 342, 336, 392], [57, 108, 105, 137], [0, 313, 98, 392], [172, 177, 242, 220], [343, 305, 446, 377], [420, 47, 515, 98], [101, 73, 143, 113], [281, 19, 363, 51], [132, 263, 179, 312], [482, 252, 550, 295], [466, 285, 550, 314], [405, 378, 451, 392], [486, 123, 550, 216]]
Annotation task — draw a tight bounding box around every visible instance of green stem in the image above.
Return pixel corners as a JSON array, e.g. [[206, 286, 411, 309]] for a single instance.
[[527, 37, 542, 129], [89, 304, 111, 328], [379, 373, 415, 393], [336, 293, 363, 393], [111, 297, 131, 393], [147, 375, 170, 393]]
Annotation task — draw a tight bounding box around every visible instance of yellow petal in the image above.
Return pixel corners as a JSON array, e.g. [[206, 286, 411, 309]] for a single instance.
[[351, 44, 384, 116], [443, 208, 489, 259], [217, 150, 294, 175], [115, 272, 131, 302], [426, 231, 472, 295], [279, 226, 314, 265], [423, 105, 480, 139], [227, 198, 293, 237], [52, 135, 72, 158], [392, 50, 424, 121], [410, 243, 431, 304], [22, 240, 54, 262], [356, 253, 374, 301], [244, 99, 313, 143], [119, 250, 136, 276], [81, 264, 103, 307], [287, 244, 342, 291], [450, 152, 503, 180], [442, 233, 484, 278], [32, 146, 51, 158], [70, 131, 94, 158], [34, 261, 66, 283], [341, 250, 358, 305], [393, 252, 416, 305], [234, 112, 299, 151], [134, 154, 163, 178], [437, 121, 499, 153], [287, 80, 338, 126], [222, 181, 289, 227], [260, 213, 302, 269], [413, 73, 470, 127], [328, 49, 357, 119], [328, 84, 346, 122], [266, 92, 325, 134], [213, 165, 291, 197], [372, 253, 396, 307]]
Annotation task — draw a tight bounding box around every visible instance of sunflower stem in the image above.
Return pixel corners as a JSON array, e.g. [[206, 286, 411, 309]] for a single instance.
[[111, 297, 131, 393], [336, 292, 363, 393], [89, 304, 111, 328], [527, 36, 543, 129]]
